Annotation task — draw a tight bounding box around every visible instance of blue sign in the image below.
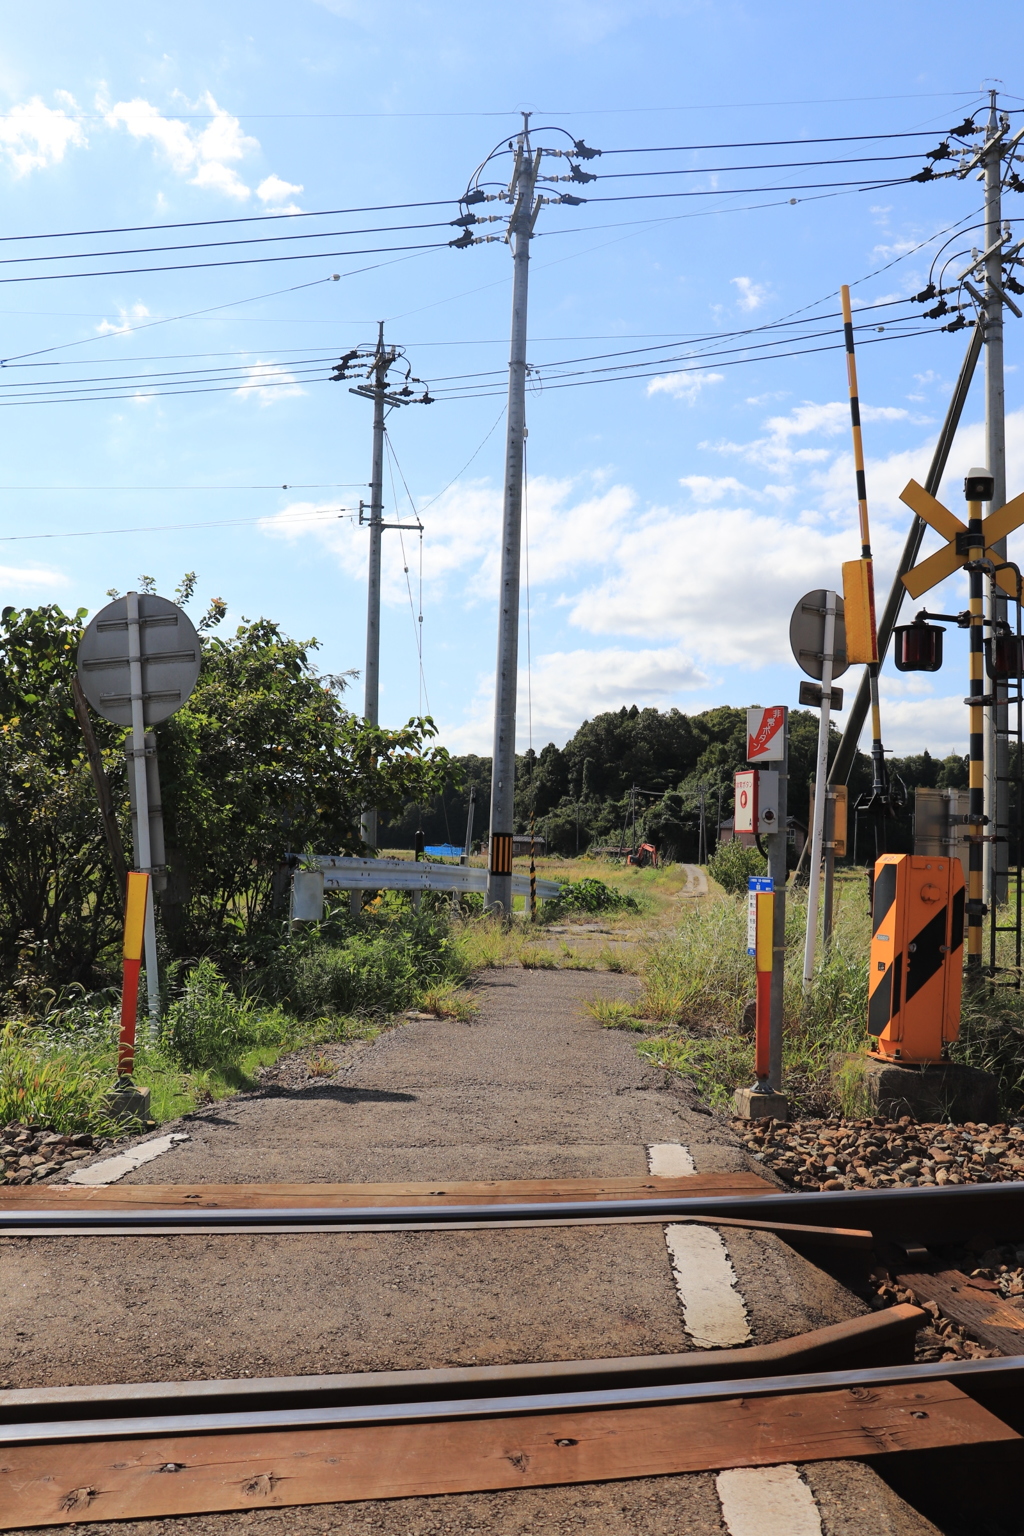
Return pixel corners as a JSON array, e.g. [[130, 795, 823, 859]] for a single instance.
[[748, 876, 774, 892]]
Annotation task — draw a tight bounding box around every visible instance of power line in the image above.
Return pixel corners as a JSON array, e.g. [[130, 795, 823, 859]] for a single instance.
[[0, 218, 455, 270], [0, 238, 453, 286], [0, 508, 356, 542], [0, 482, 366, 491]]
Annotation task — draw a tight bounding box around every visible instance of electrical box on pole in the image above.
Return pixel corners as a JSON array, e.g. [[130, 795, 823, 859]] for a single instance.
[[733, 769, 778, 836], [868, 853, 965, 1063]]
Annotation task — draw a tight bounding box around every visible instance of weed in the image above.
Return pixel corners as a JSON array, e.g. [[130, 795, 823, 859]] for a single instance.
[[520, 947, 558, 970], [584, 998, 647, 1031], [558, 944, 596, 971], [419, 983, 478, 1022], [0, 1021, 117, 1132], [541, 877, 641, 921], [305, 1051, 337, 1078], [597, 947, 639, 975]]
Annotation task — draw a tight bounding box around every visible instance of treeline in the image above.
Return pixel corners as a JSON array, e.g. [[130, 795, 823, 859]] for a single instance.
[[381, 704, 970, 863]]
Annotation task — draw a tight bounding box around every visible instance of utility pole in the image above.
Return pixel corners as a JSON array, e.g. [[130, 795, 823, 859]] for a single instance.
[[487, 115, 540, 914], [453, 115, 599, 914], [332, 325, 432, 850]]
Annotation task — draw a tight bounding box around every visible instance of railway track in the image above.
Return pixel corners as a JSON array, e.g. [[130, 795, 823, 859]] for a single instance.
[[6, 969, 1024, 1534], [4, 1177, 1024, 1531]]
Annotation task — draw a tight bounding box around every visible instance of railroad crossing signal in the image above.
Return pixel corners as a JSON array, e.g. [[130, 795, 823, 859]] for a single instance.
[[899, 478, 1024, 599]]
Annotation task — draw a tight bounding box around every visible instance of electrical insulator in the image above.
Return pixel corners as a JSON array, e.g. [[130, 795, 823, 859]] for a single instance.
[[893, 621, 944, 672]]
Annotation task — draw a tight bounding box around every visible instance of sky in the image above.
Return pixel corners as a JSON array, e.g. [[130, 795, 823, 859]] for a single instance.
[[2, 1, 1024, 762]]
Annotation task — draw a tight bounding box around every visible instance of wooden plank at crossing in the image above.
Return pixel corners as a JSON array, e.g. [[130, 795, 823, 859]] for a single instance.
[[0, 1172, 776, 1211], [0, 1381, 1014, 1528]]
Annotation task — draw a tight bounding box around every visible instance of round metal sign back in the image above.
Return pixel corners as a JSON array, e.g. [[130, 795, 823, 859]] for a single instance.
[[789, 590, 849, 681], [77, 593, 201, 726]]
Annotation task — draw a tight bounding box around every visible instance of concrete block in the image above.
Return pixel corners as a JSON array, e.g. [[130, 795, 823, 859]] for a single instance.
[[104, 1080, 152, 1129], [834, 1053, 999, 1124], [733, 1085, 789, 1121]]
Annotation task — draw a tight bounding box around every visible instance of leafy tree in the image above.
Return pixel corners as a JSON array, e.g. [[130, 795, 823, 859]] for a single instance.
[[0, 605, 125, 998], [0, 601, 453, 995], [156, 617, 453, 961]]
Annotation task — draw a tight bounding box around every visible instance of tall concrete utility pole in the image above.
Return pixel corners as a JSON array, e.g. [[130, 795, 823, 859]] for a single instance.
[[332, 326, 432, 850], [486, 115, 541, 915], [452, 116, 600, 911]]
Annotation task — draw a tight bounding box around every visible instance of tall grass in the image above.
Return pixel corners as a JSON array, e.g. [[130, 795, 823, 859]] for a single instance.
[[0, 1021, 116, 1131], [634, 875, 870, 1116]]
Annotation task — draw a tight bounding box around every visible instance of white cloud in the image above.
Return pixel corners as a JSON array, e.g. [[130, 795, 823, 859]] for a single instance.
[[0, 95, 85, 176], [646, 370, 724, 403], [257, 174, 304, 210], [103, 91, 289, 203], [95, 303, 150, 336], [869, 691, 967, 757], [732, 276, 769, 311], [568, 501, 889, 666], [0, 564, 69, 591], [445, 644, 709, 753], [260, 474, 637, 596], [234, 361, 306, 404], [679, 475, 750, 502]]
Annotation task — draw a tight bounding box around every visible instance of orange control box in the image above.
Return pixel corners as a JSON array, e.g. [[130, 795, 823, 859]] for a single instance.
[[867, 853, 965, 1064]]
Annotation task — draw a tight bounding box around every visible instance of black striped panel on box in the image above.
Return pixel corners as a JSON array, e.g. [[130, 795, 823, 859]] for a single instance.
[[868, 952, 902, 1037], [872, 863, 897, 936], [904, 905, 948, 1003]]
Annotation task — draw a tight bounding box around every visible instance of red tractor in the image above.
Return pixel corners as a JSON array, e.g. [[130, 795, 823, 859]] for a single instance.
[[626, 842, 657, 869]]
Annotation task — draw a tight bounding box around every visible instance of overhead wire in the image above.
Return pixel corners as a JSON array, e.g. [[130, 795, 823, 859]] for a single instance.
[[0, 507, 356, 542], [383, 431, 430, 715]]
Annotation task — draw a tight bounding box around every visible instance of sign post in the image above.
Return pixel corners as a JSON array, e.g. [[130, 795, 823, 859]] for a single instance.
[[735, 707, 790, 1120], [77, 591, 201, 1029], [747, 875, 774, 1084]]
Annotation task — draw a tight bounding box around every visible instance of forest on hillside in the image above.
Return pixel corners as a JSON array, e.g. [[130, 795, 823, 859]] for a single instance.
[[380, 704, 970, 863]]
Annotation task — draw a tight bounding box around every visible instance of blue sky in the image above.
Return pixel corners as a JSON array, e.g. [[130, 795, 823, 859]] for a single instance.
[[2, 1, 1024, 760]]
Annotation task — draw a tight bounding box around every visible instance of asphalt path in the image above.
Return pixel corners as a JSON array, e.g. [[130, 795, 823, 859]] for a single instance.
[[1, 967, 938, 1535]]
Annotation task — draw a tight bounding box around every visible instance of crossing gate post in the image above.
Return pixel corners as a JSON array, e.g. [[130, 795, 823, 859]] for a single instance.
[[868, 854, 965, 1062]]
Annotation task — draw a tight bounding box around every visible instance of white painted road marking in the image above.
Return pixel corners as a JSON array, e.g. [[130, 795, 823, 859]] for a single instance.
[[716, 1465, 822, 1535], [63, 1133, 189, 1187], [664, 1222, 751, 1347], [647, 1142, 696, 1177]]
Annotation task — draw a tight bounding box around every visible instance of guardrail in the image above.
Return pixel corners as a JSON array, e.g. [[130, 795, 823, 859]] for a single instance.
[[314, 855, 562, 900]]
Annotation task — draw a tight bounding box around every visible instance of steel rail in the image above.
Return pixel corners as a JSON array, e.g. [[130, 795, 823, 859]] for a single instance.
[[0, 1210, 870, 1244], [5, 1181, 1024, 1242], [2, 1351, 1022, 1447], [0, 1307, 923, 1425]]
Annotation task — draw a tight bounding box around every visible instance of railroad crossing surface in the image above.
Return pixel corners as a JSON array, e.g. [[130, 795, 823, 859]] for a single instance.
[[3, 969, 940, 1534]]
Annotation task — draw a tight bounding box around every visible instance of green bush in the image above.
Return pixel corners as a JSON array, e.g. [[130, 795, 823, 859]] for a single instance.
[[707, 839, 767, 894], [161, 958, 286, 1068], [543, 877, 640, 920]]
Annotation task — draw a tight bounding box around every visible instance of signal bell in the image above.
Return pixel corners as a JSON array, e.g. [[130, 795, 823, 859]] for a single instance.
[[894, 620, 943, 672]]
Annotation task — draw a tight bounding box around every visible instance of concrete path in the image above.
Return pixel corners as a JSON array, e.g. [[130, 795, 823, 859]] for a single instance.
[[1, 968, 937, 1535]]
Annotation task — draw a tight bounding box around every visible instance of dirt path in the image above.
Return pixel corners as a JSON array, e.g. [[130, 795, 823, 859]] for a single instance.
[[1, 968, 936, 1535]]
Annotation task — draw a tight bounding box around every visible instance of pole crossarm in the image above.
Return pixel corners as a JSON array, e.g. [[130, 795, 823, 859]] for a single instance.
[[899, 479, 1024, 600]]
